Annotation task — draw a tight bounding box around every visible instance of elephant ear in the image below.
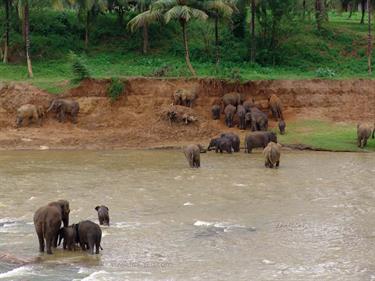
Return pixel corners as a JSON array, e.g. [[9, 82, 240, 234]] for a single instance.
[[95, 206, 100, 211], [105, 206, 109, 211]]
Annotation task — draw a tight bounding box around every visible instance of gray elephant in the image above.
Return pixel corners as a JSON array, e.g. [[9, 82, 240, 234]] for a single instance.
[[58, 225, 77, 251], [278, 120, 286, 135], [95, 205, 110, 226], [207, 137, 233, 153], [268, 94, 284, 120], [211, 105, 221, 120], [245, 112, 252, 129], [221, 92, 244, 112], [47, 99, 80, 123], [248, 106, 268, 131], [263, 142, 282, 168], [220, 133, 240, 152], [244, 131, 277, 153], [33, 200, 70, 254], [357, 123, 374, 148], [16, 104, 45, 127], [243, 98, 255, 112], [74, 220, 102, 255], [224, 104, 236, 128], [184, 144, 206, 168], [174, 89, 197, 107], [237, 105, 246, 130]]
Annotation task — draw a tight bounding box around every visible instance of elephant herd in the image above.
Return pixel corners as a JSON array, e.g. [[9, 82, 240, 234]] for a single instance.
[[33, 200, 109, 255], [16, 98, 80, 127], [184, 131, 282, 169]]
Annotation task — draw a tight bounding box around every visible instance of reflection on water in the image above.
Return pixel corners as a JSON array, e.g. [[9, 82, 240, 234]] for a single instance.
[[0, 150, 374, 280]]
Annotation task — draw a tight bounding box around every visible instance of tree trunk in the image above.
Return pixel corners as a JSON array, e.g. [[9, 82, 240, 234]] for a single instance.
[[181, 21, 196, 76], [368, 0, 372, 73], [250, 0, 256, 62], [303, 0, 306, 21], [315, 0, 324, 30], [361, 0, 366, 24], [24, 2, 33, 78], [215, 16, 220, 65], [348, 3, 353, 19], [142, 23, 149, 54], [85, 11, 90, 49], [3, 0, 10, 64]]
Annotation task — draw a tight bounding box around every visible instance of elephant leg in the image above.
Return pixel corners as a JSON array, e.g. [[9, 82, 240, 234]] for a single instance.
[[269, 163, 274, 168], [189, 158, 194, 168], [276, 161, 280, 167], [16, 117, 23, 128], [363, 139, 368, 147], [46, 235, 53, 255], [95, 241, 100, 254], [37, 231, 45, 252]]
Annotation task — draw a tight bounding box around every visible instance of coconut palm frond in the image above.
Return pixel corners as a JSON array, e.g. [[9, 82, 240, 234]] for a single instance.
[[189, 7, 208, 21], [152, 0, 176, 11], [127, 9, 162, 31]]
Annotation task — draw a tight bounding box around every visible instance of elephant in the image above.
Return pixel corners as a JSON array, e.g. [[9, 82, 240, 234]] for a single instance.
[[220, 133, 240, 152], [47, 99, 80, 123], [278, 120, 286, 135], [224, 104, 236, 128], [184, 144, 204, 168], [95, 205, 110, 226], [245, 112, 252, 129], [16, 104, 45, 127], [74, 220, 102, 255], [174, 89, 197, 107], [33, 200, 70, 254], [221, 92, 244, 112], [244, 131, 277, 153], [357, 123, 374, 148], [263, 142, 282, 168], [211, 105, 221, 120], [268, 94, 284, 120], [207, 137, 233, 153], [58, 225, 77, 251], [248, 106, 268, 131], [237, 105, 246, 130], [243, 98, 255, 113]]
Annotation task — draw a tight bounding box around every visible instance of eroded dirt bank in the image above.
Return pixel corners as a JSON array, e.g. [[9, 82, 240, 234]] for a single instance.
[[0, 78, 373, 150]]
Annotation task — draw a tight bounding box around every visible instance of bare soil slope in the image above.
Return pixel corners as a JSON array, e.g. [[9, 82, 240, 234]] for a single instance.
[[0, 78, 373, 150]]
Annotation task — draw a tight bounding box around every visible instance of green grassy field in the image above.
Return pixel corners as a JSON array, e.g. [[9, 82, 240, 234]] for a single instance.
[[278, 120, 375, 152]]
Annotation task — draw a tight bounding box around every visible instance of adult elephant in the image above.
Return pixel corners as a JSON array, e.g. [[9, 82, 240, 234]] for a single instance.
[[268, 94, 284, 120], [221, 92, 244, 112], [34, 200, 70, 254], [220, 133, 240, 152], [248, 107, 268, 131], [224, 104, 236, 128], [244, 131, 277, 153], [184, 144, 203, 168], [357, 123, 374, 148], [47, 99, 80, 123], [74, 220, 102, 255]]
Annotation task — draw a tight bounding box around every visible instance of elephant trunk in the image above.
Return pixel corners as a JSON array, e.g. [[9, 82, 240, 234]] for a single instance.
[[58, 229, 63, 246], [46, 100, 55, 113]]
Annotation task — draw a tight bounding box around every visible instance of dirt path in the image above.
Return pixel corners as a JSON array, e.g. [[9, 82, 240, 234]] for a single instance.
[[0, 78, 373, 150]]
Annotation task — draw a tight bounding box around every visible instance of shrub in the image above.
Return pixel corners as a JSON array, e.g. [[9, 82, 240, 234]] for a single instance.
[[315, 67, 336, 78], [107, 78, 125, 101], [69, 52, 90, 82]]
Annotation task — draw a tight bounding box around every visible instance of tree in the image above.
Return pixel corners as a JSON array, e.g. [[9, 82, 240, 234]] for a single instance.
[[2, 0, 11, 63], [250, 0, 256, 62], [315, 0, 324, 30], [368, 0, 371, 73], [204, 0, 236, 65], [361, 0, 366, 23], [17, 0, 33, 77]]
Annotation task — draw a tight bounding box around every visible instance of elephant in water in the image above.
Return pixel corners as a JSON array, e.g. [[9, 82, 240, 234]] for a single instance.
[[95, 205, 110, 226], [47, 99, 80, 123], [357, 123, 374, 148], [58, 225, 77, 251], [184, 144, 205, 168], [74, 220, 103, 255], [33, 200, 70, 254], [244, 131, 277, 153], [263, 142, 282, 168]]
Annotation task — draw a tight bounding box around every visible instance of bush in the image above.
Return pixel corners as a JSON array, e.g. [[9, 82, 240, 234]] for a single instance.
[[107, 78, 125, 101], [315, 67, 336, 78], [69, 52, 90, 82]]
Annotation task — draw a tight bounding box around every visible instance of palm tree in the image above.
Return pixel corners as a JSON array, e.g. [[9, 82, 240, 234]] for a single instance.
[[250, 0, 256, 62], [2, 0, 11, 63], [153, 0, 208, 76], [368, 0, 372, 73], [204, 0, 237, 65], [127, 0, 155, 54], [17, 0, 33, 77]]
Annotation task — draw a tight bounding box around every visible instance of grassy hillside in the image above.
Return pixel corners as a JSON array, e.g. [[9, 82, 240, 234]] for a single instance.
[[0, 10, 374, 93]]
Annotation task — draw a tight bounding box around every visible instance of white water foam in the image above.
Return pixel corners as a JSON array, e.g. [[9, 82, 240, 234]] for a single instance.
[[0, 266, 35, 279], [79, 270, 112, 281], [194, 221, 255, 232], [183, 202, 194, 206]]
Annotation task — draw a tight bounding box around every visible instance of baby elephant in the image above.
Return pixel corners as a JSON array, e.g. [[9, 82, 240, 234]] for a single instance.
[[95, 205, 110, 226], [278, 120, 286, 135], [74, 220, 102, 255], [263, 142, 282, 168], [184, 144, 204, 168], [47, 99, 80, 123], [357, 123, 374, 148], [211, 105, 221, 120], [16, 104, 45, 127], [58, 225, 77, 251]]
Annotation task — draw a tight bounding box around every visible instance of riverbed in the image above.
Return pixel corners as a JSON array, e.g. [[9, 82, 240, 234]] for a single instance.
[[0, 150, 374, 280]]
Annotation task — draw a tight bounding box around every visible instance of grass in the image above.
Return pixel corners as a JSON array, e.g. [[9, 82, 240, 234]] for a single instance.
[[278, 120, 375, 152]]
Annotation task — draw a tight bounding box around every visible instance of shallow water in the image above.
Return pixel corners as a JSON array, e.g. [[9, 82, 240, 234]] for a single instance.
[[0, 150, 374, 280]]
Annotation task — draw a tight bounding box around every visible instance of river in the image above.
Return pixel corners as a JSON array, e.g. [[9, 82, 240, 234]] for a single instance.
[[0, 150, 374, 280]]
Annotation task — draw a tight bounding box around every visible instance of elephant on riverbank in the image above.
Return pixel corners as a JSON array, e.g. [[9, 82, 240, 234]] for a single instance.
[[184, 144, 205, 168], [263, 142, 282, 168], [220, 133, 240, 152], [16, 104, 45, 127], [58, 225, 77, 251], [237, 105, 246, 130], [248, 107, 268, 131], [268, 94, 284, 120], [95, 205, 110, 226], [221, 92, 244, 112], [211, 105, 221, 120], [357, 123, 374, 148], [173, 89, 197, 107], [278, 120, 286, 135], [244, 131, 277, 153], [243, 98, 255, 112], [224, 104, 236, 128], [33, 200, 70, 254], [75, 220, 102, 254], [47, 99, 80, 123]]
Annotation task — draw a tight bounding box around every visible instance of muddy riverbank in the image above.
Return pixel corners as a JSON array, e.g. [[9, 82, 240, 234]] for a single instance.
[[0, 78, 373, 150]]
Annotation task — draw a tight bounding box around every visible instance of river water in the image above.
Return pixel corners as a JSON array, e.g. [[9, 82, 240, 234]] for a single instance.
[[0, 150, 374, 280]]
